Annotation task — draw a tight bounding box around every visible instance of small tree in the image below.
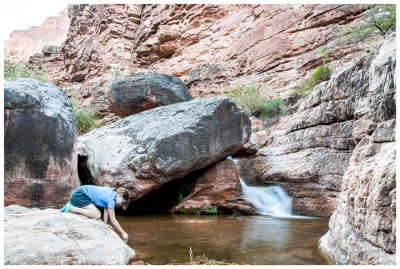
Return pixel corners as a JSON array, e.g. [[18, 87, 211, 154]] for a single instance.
[[343, 4, 396, 43]]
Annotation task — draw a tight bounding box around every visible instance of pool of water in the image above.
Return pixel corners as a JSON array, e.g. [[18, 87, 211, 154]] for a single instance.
[[118, 214, 334, 265]]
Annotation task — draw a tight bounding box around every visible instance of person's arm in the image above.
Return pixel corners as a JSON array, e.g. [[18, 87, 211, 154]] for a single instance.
[[103, 207, 109, 224], [106, 207, 128, 240]]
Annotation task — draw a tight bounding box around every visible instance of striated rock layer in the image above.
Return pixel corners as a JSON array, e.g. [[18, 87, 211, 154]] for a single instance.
[[319, 31, 396, 265], [4, 78, 78, 208], [29, 4, 380, 121], [5, 9, 69, 61], [4, 205, 135, 265], [171, 159, 257, 215], [78, 97, 250, 201]]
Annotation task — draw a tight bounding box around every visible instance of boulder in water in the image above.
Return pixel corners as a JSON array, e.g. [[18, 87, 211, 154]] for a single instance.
[[109, 73, 194, 117], [78, 97, 251, 201], [170, 159, 257, 214], [4, 78, 78, 208], [4, 205, 135, 265]]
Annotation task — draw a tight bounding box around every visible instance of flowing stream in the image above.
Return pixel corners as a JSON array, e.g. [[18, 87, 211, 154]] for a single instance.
[[228, 156, 304, 218]]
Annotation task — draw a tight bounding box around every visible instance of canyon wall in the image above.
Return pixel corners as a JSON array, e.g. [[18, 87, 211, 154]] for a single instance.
[[4, 9, 69, 61], [30, 4, 381, 122]]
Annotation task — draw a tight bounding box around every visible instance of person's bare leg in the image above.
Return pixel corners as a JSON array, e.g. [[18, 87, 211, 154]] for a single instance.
[[69, 203, 101, 220]]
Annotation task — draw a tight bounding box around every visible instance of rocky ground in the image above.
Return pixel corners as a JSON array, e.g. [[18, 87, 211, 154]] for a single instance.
[[4, 205, 135, 265]]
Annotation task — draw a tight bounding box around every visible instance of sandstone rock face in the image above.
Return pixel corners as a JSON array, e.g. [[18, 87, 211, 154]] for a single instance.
[[236, 30, 396, 222], [78, 97, 250, 201], [109, 73, 194, 117], [319, 31, 396, 265], [30, 4, 380, 120], [28, 45, 66, 85], [5, 9, 69, 61], [4, 79, 78, 208], [170, 159, 257, 214], [4, 205, 135, 265]]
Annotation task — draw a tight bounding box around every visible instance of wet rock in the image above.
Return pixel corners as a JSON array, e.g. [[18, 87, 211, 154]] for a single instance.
[[78, 97, 250, 201], [4, 78, 78, 208], [109, 73, 193, 117], [4, 205, 135, 265], [170, 159, 257, 215], [319, 31, 396, 265]]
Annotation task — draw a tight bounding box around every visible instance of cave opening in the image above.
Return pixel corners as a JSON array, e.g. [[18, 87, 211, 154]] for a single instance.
[[77, 155, 97, 186], [122, 168, 205, 215]]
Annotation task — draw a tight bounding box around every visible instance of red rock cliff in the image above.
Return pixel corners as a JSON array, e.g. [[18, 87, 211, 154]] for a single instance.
[[4, 9, 70, 61], [30, 4, 379, 120]]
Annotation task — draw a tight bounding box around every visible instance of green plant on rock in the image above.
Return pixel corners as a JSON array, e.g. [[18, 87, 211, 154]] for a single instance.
[[72, 99, 100, 135], [178, 192, 184, 202], [225, 81, 269, 117], [193, 208, 200, 215], [260, 98, 288, 118], [342, 4, 396, 44], [309, 65, 333, 89], [202, 205, 218, 215], [201, 179, 209, 184], [4, 50, 51, 83]]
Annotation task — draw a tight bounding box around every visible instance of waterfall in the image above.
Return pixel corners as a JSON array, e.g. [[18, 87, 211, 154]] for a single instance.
[[228, 156, 295, 218]]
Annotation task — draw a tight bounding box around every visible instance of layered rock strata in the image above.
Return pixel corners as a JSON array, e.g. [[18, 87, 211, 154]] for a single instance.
[[5, 9, 69, 61], [171, 159, 257, 214], [236, 31, 395, 222], [4, 205, 135, 265], [30, 4, 380, 120], [78, 97, 250, 201], [109, 73, 193, 117], [319, 31, 396, 265], [4, 78, 78, 208]]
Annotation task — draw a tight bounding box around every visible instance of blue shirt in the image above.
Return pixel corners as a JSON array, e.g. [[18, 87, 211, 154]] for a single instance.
[[81, 185, 117, 209]]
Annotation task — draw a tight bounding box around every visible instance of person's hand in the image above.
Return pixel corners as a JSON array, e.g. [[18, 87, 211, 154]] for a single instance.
[[121, 232, 128, 241]]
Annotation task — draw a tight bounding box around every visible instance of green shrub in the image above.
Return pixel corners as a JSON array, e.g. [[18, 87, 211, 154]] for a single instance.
[[309, 65, 333, 89], [4, 50, 51, 83], [342, 4, 395, 43], [72, 100, 100, 135], [260, 98, 288, 118], [178, 192, 183, 202], [202, 205, 218, 215], [193, 208, 200, 215], [225, 82, 268, 117]]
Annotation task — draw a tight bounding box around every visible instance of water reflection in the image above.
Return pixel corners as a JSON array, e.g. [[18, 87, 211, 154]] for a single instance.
[[118, 214, 333, 265]]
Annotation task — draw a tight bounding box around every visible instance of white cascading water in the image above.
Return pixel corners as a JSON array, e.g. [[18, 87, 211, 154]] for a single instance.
[[228, 156, 294, 218]]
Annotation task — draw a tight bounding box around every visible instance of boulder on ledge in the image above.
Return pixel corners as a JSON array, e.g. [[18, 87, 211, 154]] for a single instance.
[[4, 205, 135, 265], [109, 72, 194, 117], [78, 97, 251, 201]]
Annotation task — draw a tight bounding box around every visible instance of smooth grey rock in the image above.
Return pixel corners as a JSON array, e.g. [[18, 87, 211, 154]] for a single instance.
[[4, 205, 135, 265], [79, 97, 251, 200], [109, 72, 193, 117], [4, 78, 78, 208]]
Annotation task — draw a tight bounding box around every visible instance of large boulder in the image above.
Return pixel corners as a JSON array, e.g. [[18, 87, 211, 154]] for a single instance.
[[78, 97, 251, 200], [4, 78, 78, 208], [4, 205, 135, 265], [170, 159, 257, 214], [319, 31, 396, 265], [109, 73, 194, 117]]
